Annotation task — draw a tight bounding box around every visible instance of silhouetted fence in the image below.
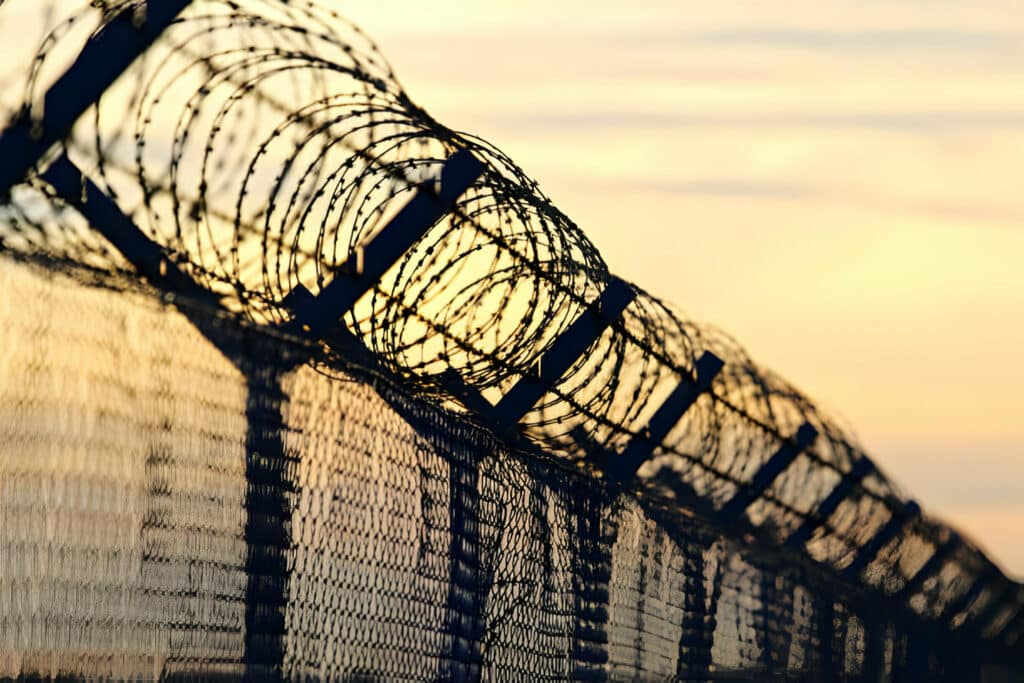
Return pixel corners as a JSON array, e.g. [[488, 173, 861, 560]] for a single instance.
[[0, 1, 1020, 680]]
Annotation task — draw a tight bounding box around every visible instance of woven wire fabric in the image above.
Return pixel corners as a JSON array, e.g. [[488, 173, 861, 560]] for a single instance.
[[1, 257, 1013, 681], [0, 0, 1022, 680]]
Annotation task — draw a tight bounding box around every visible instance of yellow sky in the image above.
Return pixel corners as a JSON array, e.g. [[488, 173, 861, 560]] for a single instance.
[[0, 1, 1020, 576], [339, 0, 1024, 575]]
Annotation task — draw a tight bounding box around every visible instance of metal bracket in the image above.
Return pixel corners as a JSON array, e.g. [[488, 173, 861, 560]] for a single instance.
[[600, 350, 724, 483], [490, 276, 637, 433], [842, 500, 921, 580], [785, 455, 875, 549], [282, 149, 484, 339], [717, 422, 818, 524], [0, 0, 193, 196]]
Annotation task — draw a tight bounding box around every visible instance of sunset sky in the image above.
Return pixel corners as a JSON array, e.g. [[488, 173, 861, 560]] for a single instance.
[[340, 0, 1024, 575], [0, 1, 1020, 577]]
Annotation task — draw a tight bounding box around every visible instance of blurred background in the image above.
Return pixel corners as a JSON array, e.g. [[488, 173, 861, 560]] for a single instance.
[[339, 0, 1024, 575]]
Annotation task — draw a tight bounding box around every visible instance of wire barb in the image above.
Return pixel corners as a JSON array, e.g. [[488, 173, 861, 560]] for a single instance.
[[0, 0, 1019, 640]]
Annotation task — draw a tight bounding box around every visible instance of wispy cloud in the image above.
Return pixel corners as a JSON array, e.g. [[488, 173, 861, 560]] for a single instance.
[[482, 110, 1024, 134], [576, 176, 819, 200], [643, 28, 1024, 57], [250, 0, 1024, 576]]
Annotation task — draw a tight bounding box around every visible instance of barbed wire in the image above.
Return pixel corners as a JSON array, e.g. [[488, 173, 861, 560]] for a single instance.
[[0, 0, 1018, 632]]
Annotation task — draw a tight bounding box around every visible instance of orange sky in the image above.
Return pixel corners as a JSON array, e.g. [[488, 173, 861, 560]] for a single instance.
[[0, 1, 1020, 576], [340, 0, 1024, 576]]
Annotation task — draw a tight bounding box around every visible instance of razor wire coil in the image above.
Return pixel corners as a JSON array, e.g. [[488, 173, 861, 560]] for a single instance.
[[0, 0, 1019, 636]]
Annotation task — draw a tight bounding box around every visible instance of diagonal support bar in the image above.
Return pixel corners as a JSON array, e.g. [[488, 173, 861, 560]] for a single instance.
[[41, 153, 220, 309], [0, 1, 193, 196], [843, 500, 921, 580], [893, 533, 960, 603], [491, 276, 637, 433], [786, 455, 875, 549], [968, 580, 1014, 635], [940, 564, 1000, 626], [994, 596, 1024, 642], [998, 592, 1024, 639], [717, 422, 818, 523], [437, 368, 494, 417], [283, 149, 484, 338], [1002, 608, 1024, 647], [602, 351, 724, 483]]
